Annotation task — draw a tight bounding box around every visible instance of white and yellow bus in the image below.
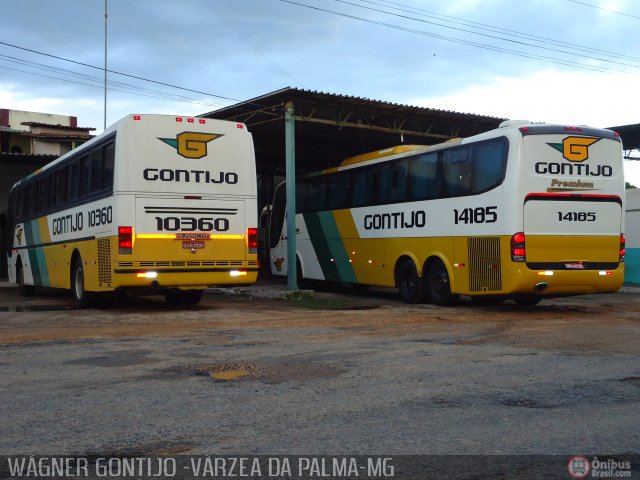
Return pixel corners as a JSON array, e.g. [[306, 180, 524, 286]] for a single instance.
[[6, 114, 259, 307], [268, 120, 625, 305]]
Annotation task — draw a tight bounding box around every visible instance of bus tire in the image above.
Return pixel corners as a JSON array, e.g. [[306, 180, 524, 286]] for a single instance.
[[396, 259, 427, 304], [426, 259, 457, 306], [71, 257, 99, 308], [16, 259, 35, 297], [165, 289, 203, 306]]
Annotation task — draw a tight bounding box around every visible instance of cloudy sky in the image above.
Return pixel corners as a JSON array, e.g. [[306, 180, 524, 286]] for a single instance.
[[1, 0, 640, 183]]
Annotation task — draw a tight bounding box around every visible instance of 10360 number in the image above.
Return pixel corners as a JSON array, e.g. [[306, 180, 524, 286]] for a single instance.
[[155, 216, 230, 232]]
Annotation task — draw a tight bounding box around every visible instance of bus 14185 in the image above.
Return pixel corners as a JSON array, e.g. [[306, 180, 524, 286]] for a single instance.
[[268, 120, 625, 306], [6, 114, 259, 307]]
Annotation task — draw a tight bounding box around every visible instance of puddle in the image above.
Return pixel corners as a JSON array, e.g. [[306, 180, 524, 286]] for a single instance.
[[0, 304, 75, 312], [64, 350, 157, 367], [146, 360, 345, 384]]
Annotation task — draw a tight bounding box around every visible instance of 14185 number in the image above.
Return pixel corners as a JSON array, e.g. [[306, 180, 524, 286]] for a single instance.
[[454, 206, 497, 224]]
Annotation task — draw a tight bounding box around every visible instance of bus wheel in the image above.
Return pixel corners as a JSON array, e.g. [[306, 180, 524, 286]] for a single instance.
[[71, 258, 99, 308], [397, 259, 427, 304], [426, 259, 457, 306], [165, 289, 203, 306], [16, 260, 35, 297]]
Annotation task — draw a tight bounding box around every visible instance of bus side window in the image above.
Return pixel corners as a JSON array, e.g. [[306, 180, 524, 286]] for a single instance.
[[54, 167, 69, 206], [296, 178, 307, 214], [326, 171, 351, 210], [102, 141, 115, 191], [15, 188, 23, 221], [444, 147, 472, 196], [471, 139, 507, 194], [306, 176, 327, 211], [69, 159, 80, 200], [386, 159, 409, 203], [410, 152, 438, 200], [90, 148, 103, 193], [24, 185, 32, 217], [44, 175, 53, 211], [352, 167, 376, 207], [79, 155, 90, 198], [36, 179, 45, 212]]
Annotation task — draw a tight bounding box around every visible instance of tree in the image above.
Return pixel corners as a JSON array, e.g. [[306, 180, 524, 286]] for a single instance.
[[625, 181, 637, 189]]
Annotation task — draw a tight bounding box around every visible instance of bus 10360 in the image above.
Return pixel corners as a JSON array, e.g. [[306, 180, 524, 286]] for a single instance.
[[6, 114, 259, 307], [268, 120, 625, 306]]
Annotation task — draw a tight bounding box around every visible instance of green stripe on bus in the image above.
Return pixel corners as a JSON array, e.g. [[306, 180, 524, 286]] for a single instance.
[[303, 211, 357, 283], [24, 220, 50, 286]]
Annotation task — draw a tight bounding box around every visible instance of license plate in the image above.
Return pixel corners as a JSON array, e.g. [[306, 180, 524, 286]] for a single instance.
[[564, 262, 585, 269], [182, 241, 205, 250]]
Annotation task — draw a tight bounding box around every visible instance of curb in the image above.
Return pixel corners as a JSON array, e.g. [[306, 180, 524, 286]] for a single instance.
[[205, 287, 314, 300]]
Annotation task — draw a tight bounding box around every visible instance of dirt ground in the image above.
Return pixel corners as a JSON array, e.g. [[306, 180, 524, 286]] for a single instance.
[[1, 281, 639, 354], [1, 279, 640, 459]]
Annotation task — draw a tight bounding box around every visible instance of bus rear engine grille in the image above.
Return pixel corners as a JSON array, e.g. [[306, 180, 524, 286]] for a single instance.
[[467, 237, 502, 292], [98, 238, 112, 285]]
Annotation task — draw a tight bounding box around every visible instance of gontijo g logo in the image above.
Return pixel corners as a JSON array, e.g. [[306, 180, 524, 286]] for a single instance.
[[547, 136, 600, 162], [159, 132, 222, 159]]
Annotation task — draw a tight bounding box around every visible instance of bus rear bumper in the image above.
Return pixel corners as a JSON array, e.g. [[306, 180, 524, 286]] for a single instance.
[[505, 264, 624, 296], [111, 269, 259, 290]]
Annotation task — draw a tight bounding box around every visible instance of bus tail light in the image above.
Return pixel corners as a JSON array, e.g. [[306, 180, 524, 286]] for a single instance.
[[119, 226, 133, 254], [620, 233, 625, 262], [511, 232, 526, 262], [247, 228, 258, 254]]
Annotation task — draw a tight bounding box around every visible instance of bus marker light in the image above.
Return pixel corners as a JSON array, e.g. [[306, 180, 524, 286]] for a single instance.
[[188, 118, 194, 123], [199, 119, 206, 124], [137, 272, 158, 278], [230, 270, 247, 277], [176, 117, 183, 122], [599, 271, 612, 276], [133, 115, 141, 120], [237, 124, 244, 129], [620, 233, 625, 262], [454, 263, 465, 268], [538, 271, 554, 276]]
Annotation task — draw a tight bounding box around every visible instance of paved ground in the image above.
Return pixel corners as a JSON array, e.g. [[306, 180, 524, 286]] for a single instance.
[[1, 279, 639, 457]]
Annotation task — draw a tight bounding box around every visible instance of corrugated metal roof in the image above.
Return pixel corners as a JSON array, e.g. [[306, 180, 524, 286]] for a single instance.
[[20, 121, 96, 132], [203, 86, 504, 122]]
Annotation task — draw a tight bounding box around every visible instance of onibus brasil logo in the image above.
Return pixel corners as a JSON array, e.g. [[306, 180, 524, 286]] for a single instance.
[[547, 136, 600, 162], [159, 132, 223, 159]]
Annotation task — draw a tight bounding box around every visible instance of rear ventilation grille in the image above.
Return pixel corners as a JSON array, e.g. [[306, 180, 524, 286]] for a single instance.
[[468, 237, 502, 292], [97, 238, 112, 285]]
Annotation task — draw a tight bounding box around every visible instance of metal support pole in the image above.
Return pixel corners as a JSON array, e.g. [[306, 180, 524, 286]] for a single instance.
[[104, 0, 108, 131], [284, 101, 298, 291]]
